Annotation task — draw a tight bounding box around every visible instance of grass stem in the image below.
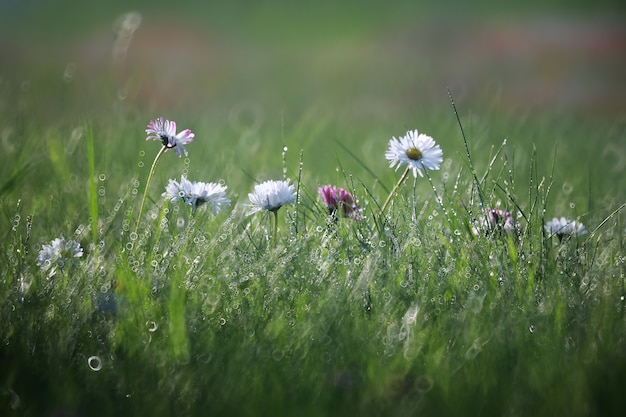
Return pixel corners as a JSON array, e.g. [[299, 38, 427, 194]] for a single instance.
[[380, 166, 411, 217]]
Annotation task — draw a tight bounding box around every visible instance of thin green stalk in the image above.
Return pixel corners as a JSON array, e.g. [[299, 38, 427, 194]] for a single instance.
[[134, 145, 166, 236], [380, 166, 411, 217], [272, 209, 279, 248], [86, 124, 98, 246]]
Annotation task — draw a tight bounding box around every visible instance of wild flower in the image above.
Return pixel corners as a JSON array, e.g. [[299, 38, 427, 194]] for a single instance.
[[381, 129, 443, 216], [246, 179, 296, 216], [36, 237, 83, 277], [145, 117, 195, 158], [545, 217, 586, 239], [136, 117, 195, 235], [487, 208, 517, 234], [163, 176, 230, 215], [318, 185, 361, 220], [385, 129, 443, 178]]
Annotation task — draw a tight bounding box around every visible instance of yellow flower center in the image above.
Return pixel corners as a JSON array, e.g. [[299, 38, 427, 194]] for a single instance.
[[406, 147, 422, 161]]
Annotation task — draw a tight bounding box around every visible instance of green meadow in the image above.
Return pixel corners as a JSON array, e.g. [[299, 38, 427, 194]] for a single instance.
[[1, 1, 625, 416]]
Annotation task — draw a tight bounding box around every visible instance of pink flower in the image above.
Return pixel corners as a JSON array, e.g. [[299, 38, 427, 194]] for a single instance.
[[318, 185, 361, 220], [486, 208, 516, 233], [145, 117, 194, 157]]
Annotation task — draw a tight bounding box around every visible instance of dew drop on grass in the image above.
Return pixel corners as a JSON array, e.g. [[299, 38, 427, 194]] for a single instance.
[[414, 375, 434, 393], [562, 182, 573, 194], [6, 388, 20, 410], [146, 321, 158, 332], [464, 340, 482, 360], [529, 325, 535, 333], [272, 349, 285, 361], [88, 356, 102, 371]]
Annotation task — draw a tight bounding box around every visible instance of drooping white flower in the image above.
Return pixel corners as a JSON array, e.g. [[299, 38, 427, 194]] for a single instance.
[[145, 117, 194, 157], [247, 179, 296, 216], [162, 176, 230, 215], [186, 180, 230, 214], [36, 237, 84, 277], [162, 176, 187, 203], [545, 217, 587, 238], [385, 129, 443, 178]]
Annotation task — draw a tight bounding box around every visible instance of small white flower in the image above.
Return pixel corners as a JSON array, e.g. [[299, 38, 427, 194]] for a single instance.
[[162, 176, 230, 215], [247, 179, 296, 216], [145, 117, 195, 157], [36, 237, 83, 277], [187, 181, 230, 214], [545, 217, 587, 238], [162, 177, 187, 203], [385, 129, 443, 177]]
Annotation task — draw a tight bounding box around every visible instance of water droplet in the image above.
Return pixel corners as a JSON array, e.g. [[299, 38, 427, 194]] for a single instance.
[[6, 388, 20, 410], [146, 321, 158, 332], [529, 325, 535, 333], [272, 349, 285, 361], [562, 182, 573, 194], [88, 356, 102, 371], [414, 376, 434, 393]]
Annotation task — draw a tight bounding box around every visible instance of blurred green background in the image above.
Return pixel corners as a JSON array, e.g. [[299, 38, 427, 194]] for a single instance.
[[2, 0, 625, 115]]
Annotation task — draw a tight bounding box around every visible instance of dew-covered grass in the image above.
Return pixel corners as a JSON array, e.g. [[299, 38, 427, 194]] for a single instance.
[[2, 3, 626, 416], [2, 87, 625, 416]]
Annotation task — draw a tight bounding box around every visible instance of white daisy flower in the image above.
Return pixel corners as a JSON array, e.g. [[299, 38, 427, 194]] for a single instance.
[[186, 181, 230, 214], [145, 117, 195, 157], [162, 176, 187, 203], [247, 179, 296, 216], [36, 237, 83, 277], [385, 129, 443, 177], [162, 176, 230, 215], [545, 217, 587, 238]]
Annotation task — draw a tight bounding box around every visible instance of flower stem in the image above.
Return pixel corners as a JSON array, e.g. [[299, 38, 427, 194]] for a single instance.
[[272, 210, 279, 248], [380, 166, 411, 217], [134, 145, 166, 236]]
